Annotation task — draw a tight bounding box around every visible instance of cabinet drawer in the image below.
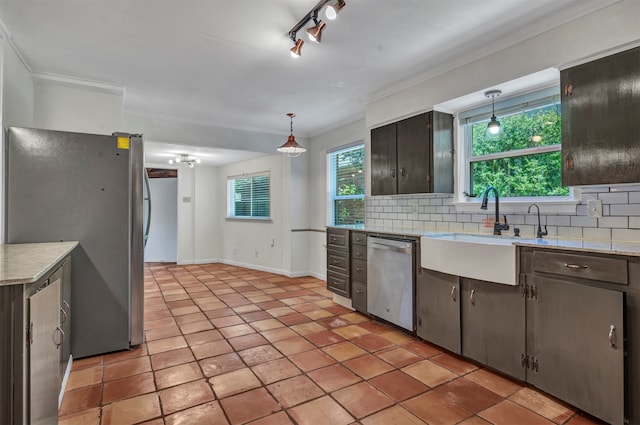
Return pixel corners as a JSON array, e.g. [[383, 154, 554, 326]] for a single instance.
[[327, 250, 349, 274], [351, 231, 367, 246], [352, 281, 367, 312], [352, 244, 367, 261], [327, 229, 349, 251], [327, 271, 349, 297], [533, 251, 628, 285], [352, 259, 367, 283]]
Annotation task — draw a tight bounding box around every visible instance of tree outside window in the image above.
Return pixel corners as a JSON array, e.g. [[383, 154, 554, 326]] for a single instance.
[[328, 145, 365, 225]]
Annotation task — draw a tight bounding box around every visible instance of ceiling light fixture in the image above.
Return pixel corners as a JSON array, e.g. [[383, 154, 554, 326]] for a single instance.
[[277, 113, 306, 158], [288, 0, 346, 56], [169, 154, 201, 168], [485, 89, 502, 136]]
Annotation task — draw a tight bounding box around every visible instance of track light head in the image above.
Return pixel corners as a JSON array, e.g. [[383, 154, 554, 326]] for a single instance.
[[306, 20, 326, 44], [290, 38, 303, 58], [325, 0, 346, 20]]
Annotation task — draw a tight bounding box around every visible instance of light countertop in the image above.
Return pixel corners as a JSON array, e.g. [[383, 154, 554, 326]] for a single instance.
[[0, 241, 78, 286]]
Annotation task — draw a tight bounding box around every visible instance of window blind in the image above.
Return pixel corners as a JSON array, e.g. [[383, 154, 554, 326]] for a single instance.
[[228, 172, 270, 218]]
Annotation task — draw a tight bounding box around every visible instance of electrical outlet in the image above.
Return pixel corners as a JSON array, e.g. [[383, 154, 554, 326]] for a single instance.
[[587, 199, 602, 218], [233, 247, 237, 255], [254, 250, 259, 258], [270, 239, 275, 247]]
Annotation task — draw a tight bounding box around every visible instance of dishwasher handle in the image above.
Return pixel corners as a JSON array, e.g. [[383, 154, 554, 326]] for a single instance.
[[368, 238, 413, 255]]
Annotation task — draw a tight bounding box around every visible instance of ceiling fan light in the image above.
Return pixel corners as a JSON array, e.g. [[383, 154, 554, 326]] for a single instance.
[[290, 38, 303, 58], [306, 20, 326, 43], [325, 0, 345, 20]]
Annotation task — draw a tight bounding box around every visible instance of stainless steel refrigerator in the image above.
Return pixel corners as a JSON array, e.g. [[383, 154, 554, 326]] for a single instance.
[[5, 127, 145, 358]]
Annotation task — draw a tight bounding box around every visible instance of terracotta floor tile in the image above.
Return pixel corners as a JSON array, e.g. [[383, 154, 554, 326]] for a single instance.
[[324, 304, 353, 315], [184, 329, 224, 346], [480, 400, 555, 425], [304, 330, 346, 347], [246, 411, 294, 425], [251, 318, 285, 331], [273, 336, 315, 355], [261, 327, 298, 342], [352, 334, 394, 352], [369, 370, 429, 401], [101, 393, 161, 425], [58, 407, 100, 425], [171, 305, 201, 316], [379, 330, 414, 344], [267, 306, 297, 317], [316, 316, 351, 329], [220, 323, 256, 338], [431, 352, 479, 375], [465, 368, 522, 397], [102, 371, 156, 404], [403, 340, 442, 358], [174, 311, 207, 324], [219, 387, 281, 424], [205, 307, 236, 319], [267, 375, 324, 408], [288, 395, 354, 425], [278, 312, 312, 326], [402, 359, 458, 388], [332, 324, 371, 339], [509, 387, 577, 423], [70, 356, 103, 371], [239, 344, 283, 366], [210, 367, 262, 398], [240, 311, 273, 322], [155, 362, 203, 389], [360, 405, 427, 425], [289, 321, 327, 335], [458, 417, 493, 425], [403, 391, 472, 425], [150, 347, 195, 370], [307, 364, 361, 392], [65, 365, 103, 391], [332, 382, 395, 418], [437, 377, 503, 413], [146, 335, 188, 355], [103, 356, 152, 381], [192, 339, 234, 360], [228, 332, 270, 351], [233, 304, 262, 314], [103, 344, 148, 363], [211, 315, 245, 328], [159, 379, 215, 415], [323, 341, 367, 362], [164, 400, 229, 425], [357, 321, 392, 334], [145, 316, 177, 330], [251, 358, 301, 385], [292, 302, 321, 313], [59, 384, 102, 416], [289, 348, 336, 372], [375, 346, 422, 368], [199, 352, 246, 377], [146, 325, 182, 341], [180, 319, 215, 334], [565, 412, 609, 425], [343, 353, 394, 379], [340, 312, 369, 324], [302, 309, 334, 320]]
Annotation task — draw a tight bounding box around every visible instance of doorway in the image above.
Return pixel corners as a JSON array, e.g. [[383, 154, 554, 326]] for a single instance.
[[144, 168, 178, 262]]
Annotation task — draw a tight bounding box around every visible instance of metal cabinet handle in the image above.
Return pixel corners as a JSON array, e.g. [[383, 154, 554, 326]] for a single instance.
[[355, 251, 362, 257], [331, 258, 340, 264], [564, 263, 589, 270], [355, 266, 364, 272], [330, 237, 338, 243], [400, 167, 406, 177], [609, 325, 617, 349], [60, 307, 68, 324], [391, 168, 396, 178], [354, 289, 364, 294], [451, 286, 457, 302], [470, 289, 476, 305], [53, 326, 64, 348]]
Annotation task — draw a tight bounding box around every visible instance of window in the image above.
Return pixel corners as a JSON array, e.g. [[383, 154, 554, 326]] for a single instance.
[[327, 144, 365, 225], [463, 87, 568, 199], [227, 172, 270, 219]]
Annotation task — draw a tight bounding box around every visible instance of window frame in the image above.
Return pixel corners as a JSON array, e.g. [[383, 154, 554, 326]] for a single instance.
[[226, 171, 272, 221], [453, 86, 580, 214], [326, 143, 365, 226]]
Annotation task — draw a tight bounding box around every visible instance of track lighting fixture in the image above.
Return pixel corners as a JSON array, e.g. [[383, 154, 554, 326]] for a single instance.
[[485, 89, 502, 137], [288, 0, 346, 56], [277, 113, 306, 158], [169, 154, 201, 167]]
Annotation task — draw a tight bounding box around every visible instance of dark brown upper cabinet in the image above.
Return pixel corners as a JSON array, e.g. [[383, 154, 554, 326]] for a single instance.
[[371, 111, 453, 195], [561, 46, 640, 186]]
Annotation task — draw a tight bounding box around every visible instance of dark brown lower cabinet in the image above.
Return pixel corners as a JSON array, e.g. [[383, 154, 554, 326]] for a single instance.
[[461, 278, 526, 380], [526, 275, 625, 425]]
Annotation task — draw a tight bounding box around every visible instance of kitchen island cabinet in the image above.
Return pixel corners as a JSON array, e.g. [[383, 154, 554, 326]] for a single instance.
[[0, 241, 77, 425]]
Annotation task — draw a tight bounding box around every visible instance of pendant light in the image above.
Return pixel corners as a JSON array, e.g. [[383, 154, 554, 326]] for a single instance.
[[485, 89, 502, 136], [277, 113, 306, 157]]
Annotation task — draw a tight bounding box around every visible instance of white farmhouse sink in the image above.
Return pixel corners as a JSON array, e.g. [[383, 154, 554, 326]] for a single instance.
[[421, 233, 525, 285]]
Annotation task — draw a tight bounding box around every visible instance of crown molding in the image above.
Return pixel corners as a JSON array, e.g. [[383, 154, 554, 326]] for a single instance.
[[30, 72, 124, 95], [0, 17, 32, 72]]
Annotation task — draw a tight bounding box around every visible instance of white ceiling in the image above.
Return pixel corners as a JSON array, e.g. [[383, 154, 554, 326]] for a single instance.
[[144, 141, 267, 167], [0, 0, 618, 163]]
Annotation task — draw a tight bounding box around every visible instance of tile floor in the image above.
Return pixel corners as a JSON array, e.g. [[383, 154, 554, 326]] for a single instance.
[[59, 263, 606, 425]]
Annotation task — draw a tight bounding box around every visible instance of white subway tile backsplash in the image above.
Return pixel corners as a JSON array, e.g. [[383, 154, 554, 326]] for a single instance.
[[610, 204, 640, 216], [431, 214, 443, 222], [547, 216, 571, 226], [457, 214, 471, 222], [443, 214, 457, 222], [463, 223, 480, 233], [436, 222, 450, 231], [630, 192, 640, 203], [579, 186, 611, 193], [431, 198, 443, 206], [583, 227, 612, 241], [436, 206, 449, 214], [610, 184, 640, 192], [612, 228, 640, 242], [570, 216, 598, 228], [630, 217, 640, 229], [598, 192, 629, 204], [558, 226, 583, 239], [598, 217, 628, 229]]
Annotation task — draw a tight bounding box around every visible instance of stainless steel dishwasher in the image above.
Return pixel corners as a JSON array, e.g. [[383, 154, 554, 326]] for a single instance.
[[367, 236, 415, 331]]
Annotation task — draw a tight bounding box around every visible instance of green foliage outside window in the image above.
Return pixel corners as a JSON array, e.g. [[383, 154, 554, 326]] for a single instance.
[[331, 146, 365, 225], [470, 105, 569, 198]]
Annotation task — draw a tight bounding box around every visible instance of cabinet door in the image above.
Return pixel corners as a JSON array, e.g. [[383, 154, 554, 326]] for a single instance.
[[416, 269, 460, 354], [352, 281, 367, 313], [461, 279, 525, 380], [561, 46, 640, 186], [397, 113, 430, 194], [528, 276, 624, 425], [58, 259, 72, 386], [29, 279, 61, 425], [371, 123, 397, 195]]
